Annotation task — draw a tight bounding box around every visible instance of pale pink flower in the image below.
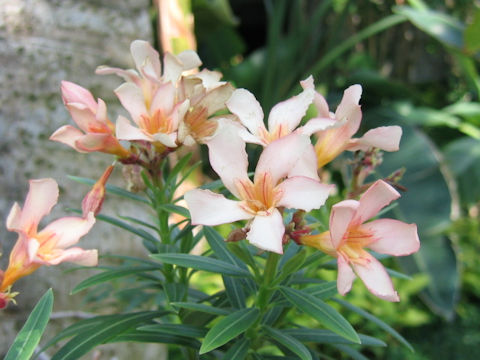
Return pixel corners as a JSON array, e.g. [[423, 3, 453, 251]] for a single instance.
[[300, 76, 402, 168], [50, 81, 130, 157], [185, 129, 333, 254], [177, 69, 234, 145], [301, 180, 419, 301], [226, 83, 333, 180], [97, 40, 201, 148], [0, 179, 97, 294]]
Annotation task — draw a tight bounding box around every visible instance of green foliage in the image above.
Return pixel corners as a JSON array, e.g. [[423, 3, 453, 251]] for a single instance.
[[5, 289, 53, 360]]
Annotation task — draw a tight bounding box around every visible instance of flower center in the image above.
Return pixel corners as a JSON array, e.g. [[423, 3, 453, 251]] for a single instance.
[[139, 109, 173, 135], [184, 107, 217, 142], [337, 227, 375, 265], [235, 172, 282, 215], [258, 124, 290, 145]]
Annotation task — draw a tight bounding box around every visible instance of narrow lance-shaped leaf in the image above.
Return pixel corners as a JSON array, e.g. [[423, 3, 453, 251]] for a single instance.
[[279, 286, 359, 343], [263, 326, 312, 360], [334, 298, 413, 351], [151, 253, 251, 277], [200, 308, 260, 354], [5, 289, 54, 360]]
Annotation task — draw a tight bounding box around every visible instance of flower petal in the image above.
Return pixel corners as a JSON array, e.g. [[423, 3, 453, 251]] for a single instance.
[[337, 254, 356, 295], [226, 89, 265, 137], [354, 180, 400, 225], [14, 179, 59, 233], [38, 212, 96, 249], [116, 115, 152, 142], [95, 66, 141, 85], [347, 126, 402, 152], [267, 88, 314, 134], [185, 189, 252, 226], [6, 203, 22, 232], [362, 219, 420, 256], [151, 82, 176, 113], [335, 84, 362, 121], [297, 118, 336, 136], [277, 176, 333, 212], [247, 209, 284, 254], [300, 76, 330, 118], [50, 125, 87, 153], [255, 133, 310, 185], [177, 50, 202, 70], [61, 81, 97, 112], [206, 122, 250, 197], [130, 40, 162, 80], [351, 253, 400, 302], [75, 133, 125, 155], [196, 83, 234, 115], [45, 248, 98, 266], [163, 52, 184, 84], [287, 144, 320, 180], [329, 200, 359, 249], [152, 132, 178, 148], [115, 82, 147, 122]]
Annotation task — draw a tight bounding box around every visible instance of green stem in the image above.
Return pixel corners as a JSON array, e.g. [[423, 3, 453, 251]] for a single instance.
[[257, 252, 280, 311], [304, 14, 408, 78]]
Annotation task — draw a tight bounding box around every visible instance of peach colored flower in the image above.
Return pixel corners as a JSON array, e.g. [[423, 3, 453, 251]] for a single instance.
[[300, 180, 419, 301], [97, 40, 201, 149], [0, 179, 97, 297], [50, 81, 130, 157], [185, 129, 333, 254], [300, 77, 402, 168]]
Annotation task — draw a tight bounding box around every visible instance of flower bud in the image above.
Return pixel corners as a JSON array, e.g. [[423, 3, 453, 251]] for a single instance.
[[82, 165, 114, 217]]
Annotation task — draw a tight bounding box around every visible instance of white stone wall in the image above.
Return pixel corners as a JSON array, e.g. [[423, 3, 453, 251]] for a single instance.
[[0, 1, 166, 358]]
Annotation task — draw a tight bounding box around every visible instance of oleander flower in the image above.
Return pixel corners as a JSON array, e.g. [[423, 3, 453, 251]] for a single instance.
[[0, 179, 97, 298], [177, 69, 234, 145], [226, 82, 334, 180], [50, 81, 130, 157], [185, 128, 333, 254], [300, 76, 402, 168], [300, 180, 420, 301], [97, 40, 201, 149]]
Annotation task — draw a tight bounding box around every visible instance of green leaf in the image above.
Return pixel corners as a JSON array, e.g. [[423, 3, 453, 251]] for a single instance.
[[71, 266, 161, 294], [200, 308, 260, 354], [334, 298, 413, 351], [166, 152, 192, 184], [278, 286, 359, 343], [222, 338, 250, 360], [376, 124, 460, 319], [444, 137, 480, 205], [96, 214, 159, 244], [51, 311, 165, 360], [204, 226, 249, 308], [109, 329, 200, 348], [164, 283, 187, 303], [156, 203, 190, 218], [273, 249, 307, 285], [333, 344, 369, 360], [282, 328, 386, 347], [138, 323, 207, 338], [5, 289, 53, 360], [465, 8, 480, 54], [263, 326, 312, 360], [394, 6, 464, 49], [170, 301, 230, 316], [68, 175, 149, 204], [151, 253, 251, 277]]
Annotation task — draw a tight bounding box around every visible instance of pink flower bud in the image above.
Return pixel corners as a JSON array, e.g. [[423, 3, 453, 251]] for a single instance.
[[82, 165, 114, 217]]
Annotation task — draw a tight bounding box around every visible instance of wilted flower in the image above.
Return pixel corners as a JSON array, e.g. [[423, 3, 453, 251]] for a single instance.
[[300, 180, 419, 301]]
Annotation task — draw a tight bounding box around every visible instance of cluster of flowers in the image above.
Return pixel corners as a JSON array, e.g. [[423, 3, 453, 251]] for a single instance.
[[0, 40, 419, 309]]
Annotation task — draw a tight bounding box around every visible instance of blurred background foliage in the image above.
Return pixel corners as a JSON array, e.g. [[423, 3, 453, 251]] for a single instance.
[[155, 0, 480, 358]]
